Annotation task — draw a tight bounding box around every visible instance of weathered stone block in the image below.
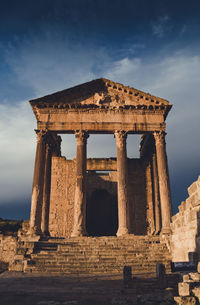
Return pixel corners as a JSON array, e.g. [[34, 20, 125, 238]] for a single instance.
[[182, 274, 190, 282], [188, 181, 199, 196], [174, 296, 197, 305], [178, 282, 190, 296], [189, 272, 200, 281], [192, 287, 200, 302]]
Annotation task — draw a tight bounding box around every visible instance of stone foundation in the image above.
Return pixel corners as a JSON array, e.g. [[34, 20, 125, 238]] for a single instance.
[[171, 176, 200, 262]]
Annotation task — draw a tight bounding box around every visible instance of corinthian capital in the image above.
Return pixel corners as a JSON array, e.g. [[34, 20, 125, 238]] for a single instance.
[[114, 130, 127, 140], [153, 131, 166, 146], [35, 129, 48, 143], [114, 130, 127, 148], [75, 130, 89, 144]]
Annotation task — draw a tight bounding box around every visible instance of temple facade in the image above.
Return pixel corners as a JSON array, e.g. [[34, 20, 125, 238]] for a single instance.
[[29, 78, 172, 238]]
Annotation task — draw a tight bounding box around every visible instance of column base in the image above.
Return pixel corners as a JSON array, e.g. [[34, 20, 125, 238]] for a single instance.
[[117, 227, 129, 237], [161, 227, 171, 235], [40, 231, 50, 239], [28, 225, 41, 237], [154, 230, 161, 235], [71, 229, 87, 237]]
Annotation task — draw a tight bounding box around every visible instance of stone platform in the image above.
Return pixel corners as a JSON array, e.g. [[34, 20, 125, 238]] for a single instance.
[[10, 235, 172, 275]]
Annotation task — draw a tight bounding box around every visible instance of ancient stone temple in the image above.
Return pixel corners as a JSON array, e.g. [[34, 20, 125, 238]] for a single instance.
[[29, 78, 172, 239]]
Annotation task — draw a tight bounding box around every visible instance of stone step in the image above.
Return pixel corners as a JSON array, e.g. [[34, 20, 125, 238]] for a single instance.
[[35, 246, 170, 253], [12, 236, 172, 275]]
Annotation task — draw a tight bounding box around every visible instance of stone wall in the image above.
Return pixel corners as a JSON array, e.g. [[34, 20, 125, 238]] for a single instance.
[[0, 234, 17, 265], [171, 176, 200, 262], [128, 158, 154, 235], [49, 156, 76, 237], [49, 156, 154, 237]]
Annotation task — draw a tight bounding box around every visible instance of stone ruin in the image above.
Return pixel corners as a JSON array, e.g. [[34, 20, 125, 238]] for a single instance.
[[28, 78, 172, 239], [1, 79, 200, 305]]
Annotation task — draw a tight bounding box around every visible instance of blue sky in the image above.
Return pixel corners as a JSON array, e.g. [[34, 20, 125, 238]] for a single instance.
[[0, 0, 200, 219]]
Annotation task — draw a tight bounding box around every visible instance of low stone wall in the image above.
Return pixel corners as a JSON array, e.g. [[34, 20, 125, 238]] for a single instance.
[[174, 262, 200, 304], [171, 176, 200, 262], [0, 234, 18, 271]]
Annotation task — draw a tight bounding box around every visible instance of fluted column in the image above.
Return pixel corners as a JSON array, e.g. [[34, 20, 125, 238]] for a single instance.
[[152, 151, 161, 234], [29, 130, 47, 235], [154, 131, 172, 234], [41, 138, 52, 236], [71, 130, 89, 237], [115, 130, 129, 236], [40, 133, 62, 236]]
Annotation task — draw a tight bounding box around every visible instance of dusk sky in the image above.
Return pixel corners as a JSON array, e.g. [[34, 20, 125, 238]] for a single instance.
[[0, 0, 200, 220]]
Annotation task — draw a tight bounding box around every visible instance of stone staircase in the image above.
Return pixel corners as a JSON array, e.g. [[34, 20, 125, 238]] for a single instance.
[[10, 235, 172, 275]]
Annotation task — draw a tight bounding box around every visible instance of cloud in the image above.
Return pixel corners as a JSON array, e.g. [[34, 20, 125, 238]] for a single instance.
[[104, 50, 200, 160], [105, 57, 141, 83], [3, 31, 110, 97], [152, 15, 171, 38], [104, 49, 200, 208], [1, 31, 200, 213], [0, 101, 35, 204]]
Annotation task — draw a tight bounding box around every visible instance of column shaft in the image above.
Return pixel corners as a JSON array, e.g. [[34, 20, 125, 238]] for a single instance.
[[29, 130, 46, 235], [41, 142, 52, 235], [71, 130, 89, 237], [152, 151, 161, 234], [115, 130, 129, 236], [154, 131, 172, 234]]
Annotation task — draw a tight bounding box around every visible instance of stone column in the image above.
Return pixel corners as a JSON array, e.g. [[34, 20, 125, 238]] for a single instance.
[[152, 151, 161, 234], [41, 137, 52, 236], [40, 133, 62, 236], [29, 130, 47, 235], [71, 130, 89, 237], [154, 131, 172, 234], [51, 134, 62, 157], [115, 130, 129, 236]]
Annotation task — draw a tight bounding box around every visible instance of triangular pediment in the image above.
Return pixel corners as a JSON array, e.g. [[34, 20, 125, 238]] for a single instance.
[[30, 78, 171, 109]]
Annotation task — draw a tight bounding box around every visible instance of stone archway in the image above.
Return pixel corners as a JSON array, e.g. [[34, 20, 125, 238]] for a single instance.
[[86, 189, 118, 236]]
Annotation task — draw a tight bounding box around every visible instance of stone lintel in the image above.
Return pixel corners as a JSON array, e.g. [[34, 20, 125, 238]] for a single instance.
[[37, 122, 166, 134], [87, 158, 117, 171]]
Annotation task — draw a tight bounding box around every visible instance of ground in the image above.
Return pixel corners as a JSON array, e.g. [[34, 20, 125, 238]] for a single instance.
[[0, 271, 177, 305]]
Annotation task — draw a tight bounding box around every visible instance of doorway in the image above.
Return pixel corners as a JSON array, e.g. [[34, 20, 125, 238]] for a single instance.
[[86, 189, 118, 236]]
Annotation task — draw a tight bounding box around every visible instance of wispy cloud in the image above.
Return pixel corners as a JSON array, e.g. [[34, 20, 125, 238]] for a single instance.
[[1, 31, 200, 212], [152, 15, 171, 38], [3, 31, 110, 98], [0, 101, 35, 204]]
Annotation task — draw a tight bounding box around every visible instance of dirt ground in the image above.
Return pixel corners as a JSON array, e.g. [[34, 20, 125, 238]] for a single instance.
[[0, 271, 132, 305], [0, 271, 176, 305]]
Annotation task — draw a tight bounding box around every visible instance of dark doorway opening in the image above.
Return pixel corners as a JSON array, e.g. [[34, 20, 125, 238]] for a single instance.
[[86, 189, 118, 236]]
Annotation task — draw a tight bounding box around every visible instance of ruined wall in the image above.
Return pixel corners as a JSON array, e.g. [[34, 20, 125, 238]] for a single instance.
[[86, 171, 117, 198], [49, 156, 154, 237], [171, 176, 200, 262], [0, 234, 17, 264], [49, 157, 76, 237], [128, 158, 154, 235]]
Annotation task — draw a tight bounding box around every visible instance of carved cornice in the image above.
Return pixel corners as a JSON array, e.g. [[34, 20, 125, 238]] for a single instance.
[[30, 78, 170, 105], [30, 78, 172, 121], [33, 103, 169, 112]]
